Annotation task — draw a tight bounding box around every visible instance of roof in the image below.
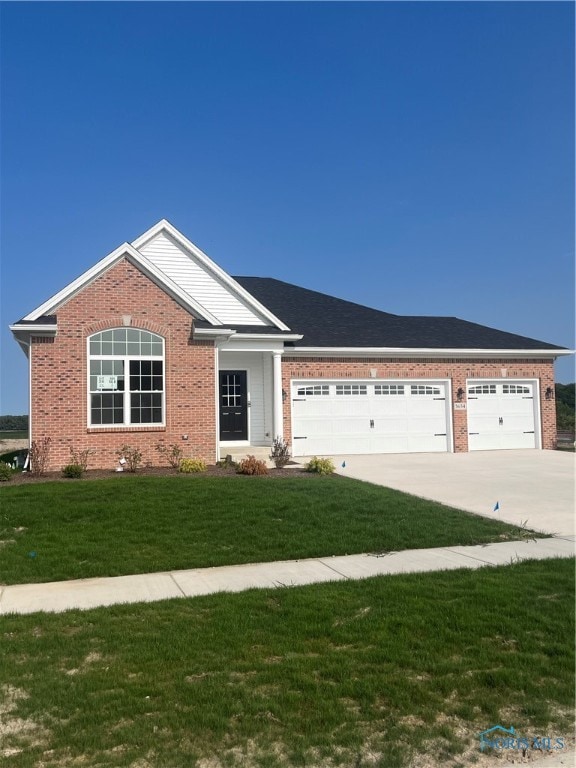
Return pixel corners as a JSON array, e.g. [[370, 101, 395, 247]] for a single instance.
[[233, 277, 565, 351]]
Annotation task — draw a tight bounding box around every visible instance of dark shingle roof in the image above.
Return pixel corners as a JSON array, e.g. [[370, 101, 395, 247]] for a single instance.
[[232, 277, 564, 351]]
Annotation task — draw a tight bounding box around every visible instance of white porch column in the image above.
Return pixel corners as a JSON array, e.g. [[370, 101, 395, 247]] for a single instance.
[[272, 350, 284, 441]]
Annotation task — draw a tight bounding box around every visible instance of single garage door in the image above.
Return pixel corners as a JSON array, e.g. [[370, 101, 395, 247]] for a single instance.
[[467, 381, 537, 451], [291, 380, 450, 456]]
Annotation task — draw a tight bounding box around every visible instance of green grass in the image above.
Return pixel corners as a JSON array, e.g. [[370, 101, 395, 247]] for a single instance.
[[0, 430, 28, 440], [0, 475, 537, 585], [0, 559, 573, 767]]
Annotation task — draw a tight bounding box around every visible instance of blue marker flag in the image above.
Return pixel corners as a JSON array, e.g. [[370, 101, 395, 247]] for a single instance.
[[493, 502, 500, 512], [341, 461, 346, 468]]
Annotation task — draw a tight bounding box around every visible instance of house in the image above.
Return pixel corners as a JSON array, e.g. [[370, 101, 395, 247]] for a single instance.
[[10, 220, 569, 471]]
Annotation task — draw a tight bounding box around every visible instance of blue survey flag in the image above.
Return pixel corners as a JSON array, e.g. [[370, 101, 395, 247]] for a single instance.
[[493, 501, 500, 512]]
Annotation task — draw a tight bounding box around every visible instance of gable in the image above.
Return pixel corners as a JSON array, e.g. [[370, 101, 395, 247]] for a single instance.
[[136, 231, 268, 326]]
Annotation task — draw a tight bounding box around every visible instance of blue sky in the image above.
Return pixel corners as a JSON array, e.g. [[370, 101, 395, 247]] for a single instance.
[[1, 1, 574, 415]]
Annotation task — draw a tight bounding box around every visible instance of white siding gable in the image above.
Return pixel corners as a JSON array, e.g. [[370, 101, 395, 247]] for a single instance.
[[137, 232, 267, 325]]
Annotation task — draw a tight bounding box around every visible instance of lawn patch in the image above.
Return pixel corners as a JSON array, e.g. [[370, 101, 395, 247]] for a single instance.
[[0, 475, 538, 584], [0, 559, 573, 767]]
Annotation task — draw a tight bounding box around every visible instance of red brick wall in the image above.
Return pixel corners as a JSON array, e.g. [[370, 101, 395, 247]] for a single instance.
[[30, 258, 216, 471], [281, 357, 557, 452]]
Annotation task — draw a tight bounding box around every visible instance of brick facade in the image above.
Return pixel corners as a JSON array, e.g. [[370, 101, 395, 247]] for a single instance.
[[30, 258, 216, 471], [28, 258, 557, 470], [281, 357, 557, 452]]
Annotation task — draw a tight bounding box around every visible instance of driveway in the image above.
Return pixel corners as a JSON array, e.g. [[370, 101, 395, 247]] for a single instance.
[[317, 450, 575, 536]]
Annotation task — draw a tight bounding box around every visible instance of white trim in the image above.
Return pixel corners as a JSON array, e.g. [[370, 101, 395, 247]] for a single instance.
[[214, 345, 220, 463], [194, 327, 236, 339], [465, 377, 541, 450], [289, 377, 453, 456], [9, 324, 57, 333], [132, 220, 291, 331], [272, 351, 284, 441], [231, 333, 303, 341], [86, 329, 166, 429], [284, 347, 570, 359], [28, 341, 32, 448], [22, 242, 221, 325]]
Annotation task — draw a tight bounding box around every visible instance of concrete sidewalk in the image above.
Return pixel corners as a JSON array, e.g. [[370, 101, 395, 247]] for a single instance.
[[1, 535, 573, 616]]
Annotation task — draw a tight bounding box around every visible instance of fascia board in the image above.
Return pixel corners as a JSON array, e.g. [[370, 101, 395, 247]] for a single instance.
[[285, 347, 572, 358], [131, 220, 291, 332], [193, 328, 236, 339], [10, 324, 57, 333], [231, 333, 304, 341], [22, 241, 221, 325], [23, 242, 132, 321]]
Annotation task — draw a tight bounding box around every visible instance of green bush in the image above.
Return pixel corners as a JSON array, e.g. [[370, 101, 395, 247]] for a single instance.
[[0, 461, 14, 482], [237, 455, 268, 476], [116, 445, 143, 473], [156, 442, 184, 470], [179, 458, 207, 473], [62, 463, 84, 479], [305, 456, 335, 475]]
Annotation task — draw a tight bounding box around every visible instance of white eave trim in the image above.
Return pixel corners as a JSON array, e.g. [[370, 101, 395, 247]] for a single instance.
[[22, 242, 221, 325], [10, 324, 57, 333], [232, 333, 303, 341], [193, 328, 304, 342], [283, 347, 572, 359], [131, 219, 292, 332]]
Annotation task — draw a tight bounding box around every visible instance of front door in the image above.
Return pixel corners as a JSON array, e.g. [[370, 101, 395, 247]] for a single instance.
[[219, 370, 248, 441]]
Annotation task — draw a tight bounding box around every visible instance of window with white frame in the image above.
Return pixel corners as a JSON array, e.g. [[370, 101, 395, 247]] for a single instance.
[[335, 384, 368, 396], [296, 384, 330, 396], [374, 384, 405, 396], [502, 384, 531, 394], [410, 385, 441, 396], [88, 329, 164, 426]]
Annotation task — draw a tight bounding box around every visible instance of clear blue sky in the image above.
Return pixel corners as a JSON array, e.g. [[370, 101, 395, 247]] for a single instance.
[[1, 1, 574, 415]]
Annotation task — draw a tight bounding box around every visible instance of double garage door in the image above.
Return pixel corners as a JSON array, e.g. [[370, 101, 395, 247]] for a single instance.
[[291, 380, 450, 457], [291, 379, 539, 456]]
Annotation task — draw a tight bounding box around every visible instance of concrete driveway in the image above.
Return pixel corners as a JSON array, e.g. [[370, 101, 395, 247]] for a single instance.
[[319, 450, 575, 536]]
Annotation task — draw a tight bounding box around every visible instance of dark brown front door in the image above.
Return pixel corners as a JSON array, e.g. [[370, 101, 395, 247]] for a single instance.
[[219, 370, 248, 440]]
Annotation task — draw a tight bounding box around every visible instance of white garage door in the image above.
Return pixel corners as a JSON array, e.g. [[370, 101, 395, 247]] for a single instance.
[[291, 380, 450, 456], [467, 381, 537, 451]]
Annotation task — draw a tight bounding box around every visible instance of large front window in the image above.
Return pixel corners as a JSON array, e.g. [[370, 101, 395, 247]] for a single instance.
[[88, 329, 164, 426]]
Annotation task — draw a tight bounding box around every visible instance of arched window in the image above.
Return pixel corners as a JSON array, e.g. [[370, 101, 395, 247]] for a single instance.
[[88, 329, 164, 426]]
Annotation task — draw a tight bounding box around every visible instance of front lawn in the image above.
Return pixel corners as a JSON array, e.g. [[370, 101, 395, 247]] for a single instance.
[[0, 475, 536, 585], [0, 559, 573, 768]]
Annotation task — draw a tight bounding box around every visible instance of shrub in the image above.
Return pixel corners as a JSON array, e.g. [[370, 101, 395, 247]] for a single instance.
[[116, 445, 143, 473], [305, 456, 335, 475], [179, 458, 207, 474], [269, 437, 291, 468], [29, 436, 51, 476], [69, 446, 95, 472], [156, 442, 184, 470], [237, 455, 268, 476], [217, 455, 238, 469], [62, 463, 84, 479], [0, 462, 14, 482]]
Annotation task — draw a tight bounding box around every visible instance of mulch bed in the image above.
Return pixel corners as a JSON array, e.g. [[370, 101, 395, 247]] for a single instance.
[[2, 463, 313, 485]]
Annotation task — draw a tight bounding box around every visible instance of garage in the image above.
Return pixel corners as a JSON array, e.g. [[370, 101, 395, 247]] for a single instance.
[[467, 380, 538, 450], [291, 380, 451, 456]]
